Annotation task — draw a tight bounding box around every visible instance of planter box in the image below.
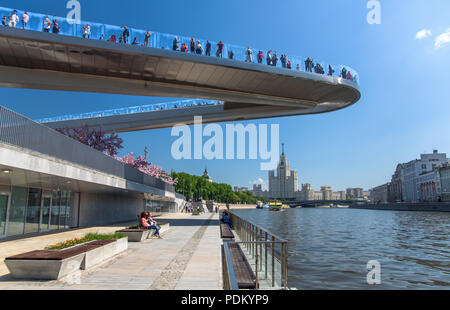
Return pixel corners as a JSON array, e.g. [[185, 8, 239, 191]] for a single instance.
[[5, 253, 85, 280], [82, 238, 128, 270], [5, 238, 128, 280]]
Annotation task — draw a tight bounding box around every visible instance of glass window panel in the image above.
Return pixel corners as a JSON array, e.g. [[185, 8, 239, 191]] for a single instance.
[[41, 197, 51, 231], [0, 194, 8, 236], [50, 190, 60, 230], [64, 191, 72, 229], [7, 187, 27, 237], [59, 191, 68, 229], [24, 188, 42, 234]]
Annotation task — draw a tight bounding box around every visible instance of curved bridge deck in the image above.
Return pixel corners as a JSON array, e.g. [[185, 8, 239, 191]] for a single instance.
[[0, 7, 361, 131]]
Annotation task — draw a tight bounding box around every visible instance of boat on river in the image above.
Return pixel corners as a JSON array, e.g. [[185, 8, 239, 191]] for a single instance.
[[268, 202, 290, 211]]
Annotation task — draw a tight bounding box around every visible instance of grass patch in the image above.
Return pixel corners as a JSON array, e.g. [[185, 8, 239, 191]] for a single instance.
[[46, 232, 127, 250]]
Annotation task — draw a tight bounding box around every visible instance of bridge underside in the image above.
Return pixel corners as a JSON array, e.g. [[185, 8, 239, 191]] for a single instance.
[[0, 27, 361, 132]]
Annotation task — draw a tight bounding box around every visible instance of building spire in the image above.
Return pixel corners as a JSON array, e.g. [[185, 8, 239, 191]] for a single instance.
[[282, 143, 285, 156]]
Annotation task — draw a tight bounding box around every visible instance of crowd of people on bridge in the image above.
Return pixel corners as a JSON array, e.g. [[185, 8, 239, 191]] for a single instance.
[[2, 8, 357, 82]]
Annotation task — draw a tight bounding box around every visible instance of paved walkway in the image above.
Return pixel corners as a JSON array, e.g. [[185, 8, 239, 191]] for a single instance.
[[0, 212, 222, 290]]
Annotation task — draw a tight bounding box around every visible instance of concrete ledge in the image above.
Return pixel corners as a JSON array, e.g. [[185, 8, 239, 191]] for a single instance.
[[5, 238, 128, 280], [116, 229, 150, 242]]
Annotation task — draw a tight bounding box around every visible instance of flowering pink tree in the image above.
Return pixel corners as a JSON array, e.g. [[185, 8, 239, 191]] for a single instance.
[[56, 125, 123, 157], [114, 147, 177, 185]]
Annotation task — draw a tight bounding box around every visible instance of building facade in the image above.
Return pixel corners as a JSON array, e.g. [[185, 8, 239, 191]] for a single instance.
[[267, 145, 298, 199], [399, 150, 447, 202], [370, 183, 391, 204], [0, 106, 184, 240]]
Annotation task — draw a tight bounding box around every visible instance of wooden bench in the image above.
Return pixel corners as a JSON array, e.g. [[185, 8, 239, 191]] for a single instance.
[[220, 223, 235, 240], [227, 242, 256, 289], [5, 239, 128, 280]]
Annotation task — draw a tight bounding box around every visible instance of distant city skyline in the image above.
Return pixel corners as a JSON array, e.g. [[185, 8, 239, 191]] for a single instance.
[[1, 0, 449, 192]]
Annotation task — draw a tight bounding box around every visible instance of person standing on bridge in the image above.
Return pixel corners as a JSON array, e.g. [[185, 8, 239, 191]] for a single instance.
[[42, 16, 52, 32], [172, 36, 180, 51], [266, 50, 272, 65], [196, 41, 203, 55], [272, 52, 278, 67], [205, 40, 212, 56], [21, 12, 29, 29], [121, 26, 130, 44], [245, 47, 253, 62], [8, 10, 19, 28], [257, 51, 264, 64], [82, 24, 91, 39], [228, 50, 234, 59], [52, 18, 60, 34], [216, 41, 224, 57], [328, 64, 335, 76], [144, 31, 151, 47], [190, 38, 196, 53]]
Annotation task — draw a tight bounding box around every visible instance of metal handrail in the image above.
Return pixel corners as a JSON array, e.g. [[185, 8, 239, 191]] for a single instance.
[[226, 211, 288, 289], [222, 242, 240, 290]]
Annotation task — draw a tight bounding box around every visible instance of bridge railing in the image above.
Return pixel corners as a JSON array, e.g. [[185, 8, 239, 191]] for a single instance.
[[0, 6, 359, 85], [35, 99, 223, 124]]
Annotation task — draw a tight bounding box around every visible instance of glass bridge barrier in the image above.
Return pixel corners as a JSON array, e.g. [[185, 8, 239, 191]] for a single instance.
[[35, 99, 222, 124], [0, 6, 360, 86]]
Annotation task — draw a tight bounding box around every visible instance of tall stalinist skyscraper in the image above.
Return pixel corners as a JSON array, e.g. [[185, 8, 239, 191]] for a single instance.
[[268, 144, 299, 199]]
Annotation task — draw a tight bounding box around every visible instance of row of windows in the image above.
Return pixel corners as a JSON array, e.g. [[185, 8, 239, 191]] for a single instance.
[[0, 186, 72, 238]]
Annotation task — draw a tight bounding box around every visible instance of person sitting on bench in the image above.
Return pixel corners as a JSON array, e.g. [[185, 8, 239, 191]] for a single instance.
[[140, 212, 162, 239], [222, 212, 233, 228]]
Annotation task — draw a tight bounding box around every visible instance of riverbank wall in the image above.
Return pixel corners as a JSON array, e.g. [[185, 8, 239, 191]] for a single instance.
[[350, 203, 450, 212]]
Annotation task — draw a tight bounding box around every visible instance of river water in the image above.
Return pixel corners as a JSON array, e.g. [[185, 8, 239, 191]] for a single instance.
[[232, 208, 450, 289]]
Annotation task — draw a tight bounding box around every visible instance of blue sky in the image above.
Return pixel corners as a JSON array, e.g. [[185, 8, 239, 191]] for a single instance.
[[1, 0, 449, 191]]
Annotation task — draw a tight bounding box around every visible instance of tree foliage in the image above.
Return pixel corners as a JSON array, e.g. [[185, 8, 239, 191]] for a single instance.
[[172, 171, 266, 203], [56, 125, 123, 157]]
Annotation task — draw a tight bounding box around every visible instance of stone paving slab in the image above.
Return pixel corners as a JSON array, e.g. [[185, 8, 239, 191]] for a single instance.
[[0, 212, 222, 290]]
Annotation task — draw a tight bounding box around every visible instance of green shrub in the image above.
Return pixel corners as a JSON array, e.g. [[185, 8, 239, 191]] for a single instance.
[[46, 232, 127, 250]]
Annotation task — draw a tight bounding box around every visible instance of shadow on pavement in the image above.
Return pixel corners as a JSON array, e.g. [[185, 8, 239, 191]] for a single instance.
[[160, 217, 220, 227]]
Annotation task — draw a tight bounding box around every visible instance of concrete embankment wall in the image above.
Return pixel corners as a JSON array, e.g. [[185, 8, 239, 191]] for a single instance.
[[350, 203, 450, 212], [212, 203, 257, 210]]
